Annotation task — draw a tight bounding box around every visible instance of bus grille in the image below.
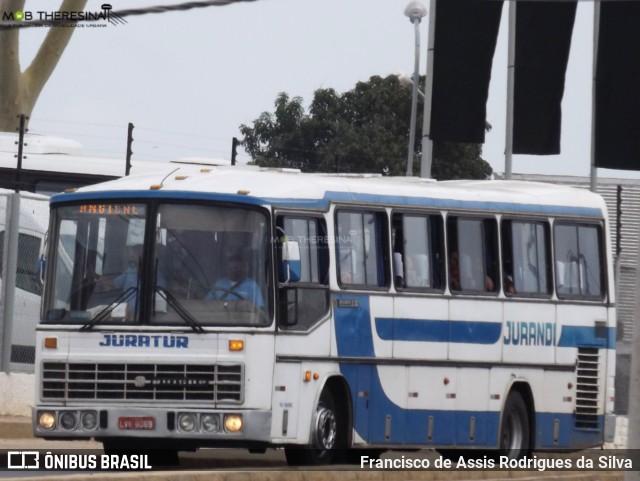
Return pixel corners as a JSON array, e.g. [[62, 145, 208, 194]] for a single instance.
[[575, 348, 600, 429], [41, 362, 244, 403]]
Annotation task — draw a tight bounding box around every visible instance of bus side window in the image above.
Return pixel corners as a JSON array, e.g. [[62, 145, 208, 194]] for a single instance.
[[447, 216, 498, 293], [277, 216, 329, 331], [554, 223, 604, 299], [501, 219, 551, 296], [336, 210, 389, 289], [0, 231, 44, 296], [392, 213, 444, 291]]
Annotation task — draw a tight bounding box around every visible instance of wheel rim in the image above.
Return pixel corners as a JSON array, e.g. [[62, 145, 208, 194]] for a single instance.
[[314, 404, 337, 450], [503, 409, 523, 453]]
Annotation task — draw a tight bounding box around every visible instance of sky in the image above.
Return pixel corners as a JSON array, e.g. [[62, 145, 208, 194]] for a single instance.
[[17, 0, 638, 180]]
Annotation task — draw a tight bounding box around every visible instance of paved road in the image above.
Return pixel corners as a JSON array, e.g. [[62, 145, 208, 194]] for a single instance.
[[0, 438, 627, 480]]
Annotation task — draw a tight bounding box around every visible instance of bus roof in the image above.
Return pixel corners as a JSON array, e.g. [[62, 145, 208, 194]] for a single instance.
[[51, 165, 608, 218]]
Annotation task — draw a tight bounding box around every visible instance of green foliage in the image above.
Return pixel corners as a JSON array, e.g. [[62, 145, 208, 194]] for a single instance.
[[240, 75, 492, 180]]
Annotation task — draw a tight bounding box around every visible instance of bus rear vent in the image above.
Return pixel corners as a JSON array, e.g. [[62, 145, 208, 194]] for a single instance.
[[575, 347, 600, 429]]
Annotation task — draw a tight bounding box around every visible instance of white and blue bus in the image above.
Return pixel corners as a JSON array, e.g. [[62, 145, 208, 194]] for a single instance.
[[32, 166, 615, 464]]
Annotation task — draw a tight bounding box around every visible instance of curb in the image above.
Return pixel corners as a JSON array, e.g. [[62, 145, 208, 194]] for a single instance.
[[0, 416, 32, 440]]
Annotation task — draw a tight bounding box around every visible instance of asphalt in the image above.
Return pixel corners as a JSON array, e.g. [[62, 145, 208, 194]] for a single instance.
[[0, 416, 626, 481]]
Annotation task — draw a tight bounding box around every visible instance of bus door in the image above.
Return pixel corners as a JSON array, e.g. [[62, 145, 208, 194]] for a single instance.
[[274, 214, 331, 441]]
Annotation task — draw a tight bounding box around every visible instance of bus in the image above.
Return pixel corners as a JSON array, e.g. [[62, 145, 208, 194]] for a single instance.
[[32, 166, 616, 464]]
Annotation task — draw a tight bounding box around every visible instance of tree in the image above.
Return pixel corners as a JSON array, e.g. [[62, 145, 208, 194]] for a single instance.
[[0, 0, 87, 131], [240, 74, 492, 180]]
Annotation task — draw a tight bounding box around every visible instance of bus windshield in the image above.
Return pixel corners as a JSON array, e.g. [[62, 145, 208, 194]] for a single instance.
[[43, 201, 272, 327]]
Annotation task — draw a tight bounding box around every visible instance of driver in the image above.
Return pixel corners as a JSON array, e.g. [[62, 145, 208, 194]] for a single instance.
[[206, 253, 265, 308]]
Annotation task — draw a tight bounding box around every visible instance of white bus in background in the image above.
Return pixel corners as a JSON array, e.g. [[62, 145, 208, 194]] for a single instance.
[[33, 167, 615, 464], [0, 191, 49, 365]]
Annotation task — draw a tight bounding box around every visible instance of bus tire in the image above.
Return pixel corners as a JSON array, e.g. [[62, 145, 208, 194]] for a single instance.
[[285, 388, 343, 465], [499, 391, 530, 459]]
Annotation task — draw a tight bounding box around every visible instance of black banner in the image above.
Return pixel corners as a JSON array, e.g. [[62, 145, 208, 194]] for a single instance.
[[513, 2, 577, 155], [430, 0, 503, 143], [594, 1, 640, 170]]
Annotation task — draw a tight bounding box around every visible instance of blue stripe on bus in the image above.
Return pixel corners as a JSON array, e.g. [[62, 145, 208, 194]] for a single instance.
[[375, 318, 615, 349], [557, 325, 616, 349], [53, 189, 604, 217], [51, 190, 270, 206], [333, 293, 606, 449], [375, 318, 502, 344]]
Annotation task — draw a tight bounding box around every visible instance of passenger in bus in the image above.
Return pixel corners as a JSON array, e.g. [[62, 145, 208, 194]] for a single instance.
[[206, 253, 265, 308], [504, 273, 516, 295], [338, 249, 354, 284], [485, 274, 495, 292], [99, 243, 143, 320], [404, 254, 429, 288], [96, 244, 166, 318], [449, 250, 461, 290], [112, 244, 142, 293], [449, 250, 495, 292], [111, 244, 167, 292]]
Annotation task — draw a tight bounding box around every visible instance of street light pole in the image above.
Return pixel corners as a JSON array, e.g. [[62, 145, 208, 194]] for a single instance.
[[404, 1, 427, 177]]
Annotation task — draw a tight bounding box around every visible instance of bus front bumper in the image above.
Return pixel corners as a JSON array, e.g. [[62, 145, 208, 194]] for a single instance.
[[33, 406, 272, 442], [604, 414, 617, 444]]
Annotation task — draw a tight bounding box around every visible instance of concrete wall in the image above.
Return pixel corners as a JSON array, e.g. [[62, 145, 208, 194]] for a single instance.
[[0, 372, 33, 416]]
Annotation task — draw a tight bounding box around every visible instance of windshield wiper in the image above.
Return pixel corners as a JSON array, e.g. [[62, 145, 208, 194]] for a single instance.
[[155, 286, 205, 333], [79, 287, 137, 331]]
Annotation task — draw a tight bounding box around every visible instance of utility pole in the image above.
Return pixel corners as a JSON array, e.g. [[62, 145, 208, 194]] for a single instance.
[[1, 115, 26, 371], [231, 137, 240, 166], [125, 122, 134, 176]]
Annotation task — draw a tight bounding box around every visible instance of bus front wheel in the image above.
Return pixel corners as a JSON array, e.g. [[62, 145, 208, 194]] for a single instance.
[[499, 391, 530, 459], [285, 389, 343, 465]]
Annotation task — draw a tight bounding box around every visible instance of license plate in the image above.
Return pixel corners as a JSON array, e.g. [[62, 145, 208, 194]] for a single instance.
[[118, 416, 155, 430]]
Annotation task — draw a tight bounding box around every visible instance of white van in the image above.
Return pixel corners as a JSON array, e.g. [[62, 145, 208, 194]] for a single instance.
[[0, 191, 49, 367]]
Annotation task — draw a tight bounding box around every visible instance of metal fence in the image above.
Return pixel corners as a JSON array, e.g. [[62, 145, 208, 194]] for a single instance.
[[0, 190, 49, 373]]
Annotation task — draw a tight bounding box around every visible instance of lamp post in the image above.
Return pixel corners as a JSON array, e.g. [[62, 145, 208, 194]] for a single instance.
[[404, 1, 427, 177]]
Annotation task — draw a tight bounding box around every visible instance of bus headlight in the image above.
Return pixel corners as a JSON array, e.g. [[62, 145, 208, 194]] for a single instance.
[[201, 414, 220, 433], [59, 411, 78, 430], [81, 411, 98, 430], [178, 413, 197, 432], [224, 414, 243, 433], [38, 411, 56, 430]]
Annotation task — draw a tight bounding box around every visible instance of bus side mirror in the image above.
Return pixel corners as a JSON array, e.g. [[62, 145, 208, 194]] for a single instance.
[[280, 240, 301, 283]]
